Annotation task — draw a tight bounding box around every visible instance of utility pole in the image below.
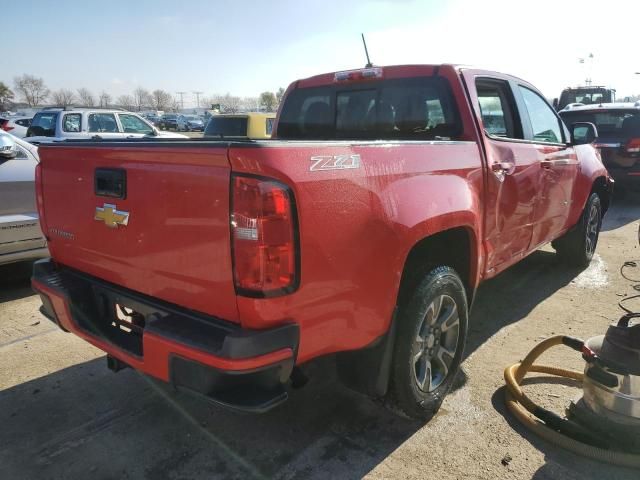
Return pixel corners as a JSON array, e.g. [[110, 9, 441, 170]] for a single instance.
[[176, 91, 186, 110], [192, 91, 203, 108]]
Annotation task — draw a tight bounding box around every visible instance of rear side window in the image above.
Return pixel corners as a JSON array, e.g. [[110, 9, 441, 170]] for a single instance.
[[15, 119, 31, 127], [476, 78, 522, 139], [29, 112, 58, 137], [277, 76, 462, 140], [204, 117, 248, 137], [88, 113, 118, 133], [63, 113, 81, 132]]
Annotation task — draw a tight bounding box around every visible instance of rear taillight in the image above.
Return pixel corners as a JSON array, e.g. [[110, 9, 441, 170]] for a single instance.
[[231, 175, 298, 296], [626, 138, 640, 153], [35, 162, 48, 237], [0, 120, 13, 132]]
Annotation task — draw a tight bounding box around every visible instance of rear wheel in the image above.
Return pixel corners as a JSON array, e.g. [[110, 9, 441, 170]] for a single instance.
[[388, 266, 468, 420], [553, 193, 601, 268]]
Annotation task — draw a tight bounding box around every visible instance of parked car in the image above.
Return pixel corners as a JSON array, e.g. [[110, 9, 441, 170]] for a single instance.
[[1, 116, 33, 138], [177, 115, 205, 132], [32, 64, 611, 420], [0, 131, 48, 265], [141, 114, 161, 126], [554, 86, 616, 111], [24, 108, 187, 143], [204, 112, 276, 139], [158, 113, 179, 130], [560, 102, 640, 186]]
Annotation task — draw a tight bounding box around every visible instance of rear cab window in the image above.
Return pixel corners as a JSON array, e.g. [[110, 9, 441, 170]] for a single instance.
[[277, 76, 462, 140], [29, 112, 59, 137], [205, 117, 249, 137]]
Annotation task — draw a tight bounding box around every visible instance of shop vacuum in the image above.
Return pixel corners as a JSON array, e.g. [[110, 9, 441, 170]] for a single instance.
[[504, 229, 640, 468]]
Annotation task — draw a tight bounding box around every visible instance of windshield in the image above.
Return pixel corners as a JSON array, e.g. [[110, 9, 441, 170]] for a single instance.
[[28, 112, 58, 137], [560, 110, 640, 137], [204, 117, 248, 137], [277, 76, 461, 140]]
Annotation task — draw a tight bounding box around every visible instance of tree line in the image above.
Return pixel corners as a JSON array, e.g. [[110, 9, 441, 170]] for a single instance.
[[0, 74, 285, 113]]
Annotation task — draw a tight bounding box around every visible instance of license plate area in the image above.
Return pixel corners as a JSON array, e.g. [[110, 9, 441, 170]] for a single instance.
[[72, 285, 155, 357]]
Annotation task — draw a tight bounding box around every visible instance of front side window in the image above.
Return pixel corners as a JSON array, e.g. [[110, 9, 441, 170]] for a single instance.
[[519, 86, 563, 144], [88, 113, 118, 133], [63, 113, 81, 132], [119, 114, 153, 134]]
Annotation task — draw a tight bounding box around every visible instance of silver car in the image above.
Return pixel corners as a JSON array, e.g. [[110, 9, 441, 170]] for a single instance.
[[0, 131, 48, 265]]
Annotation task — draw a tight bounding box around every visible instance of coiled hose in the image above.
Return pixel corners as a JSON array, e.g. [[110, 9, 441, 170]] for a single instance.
[[504, 335, 640, 468]]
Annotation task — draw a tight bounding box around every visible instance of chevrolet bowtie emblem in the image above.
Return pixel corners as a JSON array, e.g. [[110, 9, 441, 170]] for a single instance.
[[94, 203, 130, 228]]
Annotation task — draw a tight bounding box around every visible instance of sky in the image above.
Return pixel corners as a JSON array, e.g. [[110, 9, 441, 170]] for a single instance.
[[5, 0, 640, 107]]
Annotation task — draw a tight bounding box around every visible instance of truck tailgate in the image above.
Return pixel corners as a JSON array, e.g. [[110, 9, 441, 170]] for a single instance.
[[38, 144, 239, 323]]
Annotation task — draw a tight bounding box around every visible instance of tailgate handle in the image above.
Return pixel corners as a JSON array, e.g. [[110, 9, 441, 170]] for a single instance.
[[95, 168, 127, 199]]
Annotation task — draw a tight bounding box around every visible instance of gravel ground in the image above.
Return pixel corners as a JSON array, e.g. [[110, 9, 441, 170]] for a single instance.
[[1, 196, 640, 479]]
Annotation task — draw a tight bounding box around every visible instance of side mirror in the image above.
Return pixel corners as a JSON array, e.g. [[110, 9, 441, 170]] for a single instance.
[[571, 122, 598, 145], [0, 134, 18, 160], [552, 98, 559, 110]]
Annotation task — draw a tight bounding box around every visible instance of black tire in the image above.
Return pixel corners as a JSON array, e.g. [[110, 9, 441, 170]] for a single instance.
[[553, 193, 602, 268], [388, 266, 469, 421]]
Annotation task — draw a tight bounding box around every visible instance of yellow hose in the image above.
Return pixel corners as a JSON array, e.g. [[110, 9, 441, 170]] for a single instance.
[[504, 335, 640, 469]]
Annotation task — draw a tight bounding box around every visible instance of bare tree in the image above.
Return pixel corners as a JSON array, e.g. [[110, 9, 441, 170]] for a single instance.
[[212, 93, 241, 113], [151, 89, 172, 111], [276, 87, 285, 105], [77, 87, 95, 107], [259, 91, 277, 112], [51, 89, 76, 107], [170, 96, 181, 112], [98, 91, 112, 108], [116, 94, 135, 111], [13, 74, 49, 106], [132, 87, 151, 111], [243, 97, 259, 111], [0, 82, 14, 111]]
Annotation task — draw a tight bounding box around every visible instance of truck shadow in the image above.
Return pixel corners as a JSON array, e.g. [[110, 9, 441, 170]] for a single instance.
[[0, 260, 37, 303], [0, 355, 420, 480]]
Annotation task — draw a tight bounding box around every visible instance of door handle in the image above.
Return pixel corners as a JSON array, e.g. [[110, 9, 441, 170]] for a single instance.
[[541, 160, 553, 169], [491, 161, 515, 175]]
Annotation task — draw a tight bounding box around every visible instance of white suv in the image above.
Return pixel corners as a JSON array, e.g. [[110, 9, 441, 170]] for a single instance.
[[25, 108, 188, 143]]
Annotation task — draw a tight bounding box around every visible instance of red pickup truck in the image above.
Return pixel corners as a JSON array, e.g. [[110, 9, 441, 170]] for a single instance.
[[32, 64, 612, 420]]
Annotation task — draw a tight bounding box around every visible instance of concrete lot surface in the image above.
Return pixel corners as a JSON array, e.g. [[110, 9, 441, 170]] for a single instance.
[[1, 198, 640, 479]]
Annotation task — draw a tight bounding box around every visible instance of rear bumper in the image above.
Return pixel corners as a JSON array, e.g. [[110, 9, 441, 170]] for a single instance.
[[32, 258, 298, 412], [0, 245, 49, 266]]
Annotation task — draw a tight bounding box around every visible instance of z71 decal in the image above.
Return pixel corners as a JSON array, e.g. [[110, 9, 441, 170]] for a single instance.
[[310, 154, 361, 172]]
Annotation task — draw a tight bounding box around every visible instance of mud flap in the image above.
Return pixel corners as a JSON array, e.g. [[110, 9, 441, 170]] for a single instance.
[[336, 309, 397, 398]]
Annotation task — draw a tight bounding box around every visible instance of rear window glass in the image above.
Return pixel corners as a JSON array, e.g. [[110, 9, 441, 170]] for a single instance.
[[277, 76, 462, 140], [29, 112, 58, 137], [205, 117, 248, 137], [560, 110, 640, 136]]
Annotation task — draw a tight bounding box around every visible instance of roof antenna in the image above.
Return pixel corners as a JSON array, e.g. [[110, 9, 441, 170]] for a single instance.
[[361, 33, 373, 68]]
